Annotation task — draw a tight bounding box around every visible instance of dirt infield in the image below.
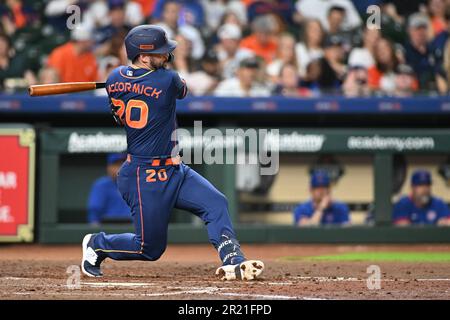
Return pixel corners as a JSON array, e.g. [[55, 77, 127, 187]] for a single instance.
[[1, 244, 449, 300]]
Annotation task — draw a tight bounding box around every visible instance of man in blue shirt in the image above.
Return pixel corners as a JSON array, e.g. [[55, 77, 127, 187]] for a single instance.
[[403, 13, 435, 90], [293, 170, 350, 226], [87, 153, 131, 225], [393, 169, 450, 226]]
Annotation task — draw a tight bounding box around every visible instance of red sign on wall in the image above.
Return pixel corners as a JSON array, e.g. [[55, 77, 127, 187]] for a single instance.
[[0, 128, 35, 242]]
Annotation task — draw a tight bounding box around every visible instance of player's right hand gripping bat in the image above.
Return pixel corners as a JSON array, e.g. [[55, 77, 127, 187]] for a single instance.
[[28, 82, 106, 96]]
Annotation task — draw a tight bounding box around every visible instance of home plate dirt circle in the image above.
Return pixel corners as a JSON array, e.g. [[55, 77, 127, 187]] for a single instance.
[[0, 244, 449, 300]]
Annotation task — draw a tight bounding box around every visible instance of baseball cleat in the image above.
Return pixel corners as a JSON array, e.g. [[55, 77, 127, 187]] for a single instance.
[[216, 260, 264, 281], [81, 234, 103, 277]]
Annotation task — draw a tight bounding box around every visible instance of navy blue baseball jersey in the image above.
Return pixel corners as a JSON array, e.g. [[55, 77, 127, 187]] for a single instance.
[[393, 195, 450, 225], [106, 66, 187, 157], [293, 200, 350, 225], [76, 24, 262, 279], [94, 64, 244, 267]]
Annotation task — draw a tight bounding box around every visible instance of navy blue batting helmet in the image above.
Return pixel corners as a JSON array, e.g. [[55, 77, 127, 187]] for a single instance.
[[124, 25, 177, 61]]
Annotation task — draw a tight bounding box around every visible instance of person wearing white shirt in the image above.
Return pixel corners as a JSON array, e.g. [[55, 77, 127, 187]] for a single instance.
[[348, 28, 380, 68], [295, 19, 325, 77], [266, 33, 297, 83], [215, 57, 271, 97], [215, 23, 254, 79]]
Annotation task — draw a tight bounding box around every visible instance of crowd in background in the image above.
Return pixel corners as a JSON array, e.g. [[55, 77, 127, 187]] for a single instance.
[[1, 0, 450, 97]]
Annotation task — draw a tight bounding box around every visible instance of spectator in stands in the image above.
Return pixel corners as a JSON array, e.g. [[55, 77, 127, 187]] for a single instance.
[[83, 0, 143, 30], [295, 0, 362, 32], [155, 0, 205, 60], [214, 57, 270, 97], [94, 0, 132, 56], [435, 38, 450, 94], [273, 63, 311, 97], [427, 0, 447, 36], [152, 0, 205, 28], [96, 55, 120, 94], [348, 27, 380, 69], [326, 4, 355, 53], [87, 153, 131, 226], [172, 34, 195, 75], [393, 169, 450, 226], [240, 14, 279, 63], [219, 7, 248, 30], [315, 35, 347, 93], [216, 23, 254, 79], [181, 49, 221, 96], [294, 170, 350, 227], [95, 57, 121, 96], [37, 66, 60, 85], [300, 58, 323, 96], [0, 0, 38, 36], [393, 64, 418, 97], [327, 4, 346, 35], [266, 33, 297, 83], [382, 0, 427, 24], [404, 13, 435, 90], [98, 28, 129, 66], [247, 0, 297, 27], [134, 0, 157, 19], [431, 5, 450, 92], [202, 1, 247, 33], [174, 34, 220, 96], [342, 65, 371, 97], [295, 19, 324, 77], [0, 33, 34, 88], [47, 25, 98, 83], [368, 37, 400, 94]]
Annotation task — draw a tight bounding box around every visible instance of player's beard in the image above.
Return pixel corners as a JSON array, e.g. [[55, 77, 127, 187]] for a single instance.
[[148, 56, 168, 70]]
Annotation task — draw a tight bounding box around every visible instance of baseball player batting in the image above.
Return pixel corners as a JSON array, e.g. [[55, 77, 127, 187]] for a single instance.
[[81, 25, 264, 281]]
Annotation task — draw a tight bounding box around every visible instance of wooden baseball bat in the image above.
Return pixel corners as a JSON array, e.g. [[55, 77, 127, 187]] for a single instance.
[[28, 82, 106, 96]]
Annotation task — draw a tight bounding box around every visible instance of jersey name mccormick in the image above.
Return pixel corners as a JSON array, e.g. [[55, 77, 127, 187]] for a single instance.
[[107, 82, 163, 99], [106, 66, 188, 157]]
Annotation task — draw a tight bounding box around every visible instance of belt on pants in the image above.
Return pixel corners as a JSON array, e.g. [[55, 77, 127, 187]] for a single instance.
[[126, 154, 181, 166]]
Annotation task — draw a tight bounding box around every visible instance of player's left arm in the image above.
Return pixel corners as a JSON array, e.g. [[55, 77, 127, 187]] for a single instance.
[[172, 71, 188, 100]]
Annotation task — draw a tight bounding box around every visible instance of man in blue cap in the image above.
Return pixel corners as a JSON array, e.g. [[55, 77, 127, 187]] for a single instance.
[[87, 153, 131, 226], [393, 169, 450, 226], [293, 170, 350, 226]]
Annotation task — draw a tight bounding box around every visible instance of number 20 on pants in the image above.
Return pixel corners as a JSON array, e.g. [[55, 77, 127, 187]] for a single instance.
[[146, 169, 168, 183]]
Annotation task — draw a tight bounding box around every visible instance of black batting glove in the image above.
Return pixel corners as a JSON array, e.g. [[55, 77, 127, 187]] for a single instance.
[[110, 103, 125, 126]]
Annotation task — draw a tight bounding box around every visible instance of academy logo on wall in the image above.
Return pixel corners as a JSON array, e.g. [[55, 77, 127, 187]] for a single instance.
[[68, 132, 127, 153], [264, 132, 326, 152], [347, 135, 435, 151]]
